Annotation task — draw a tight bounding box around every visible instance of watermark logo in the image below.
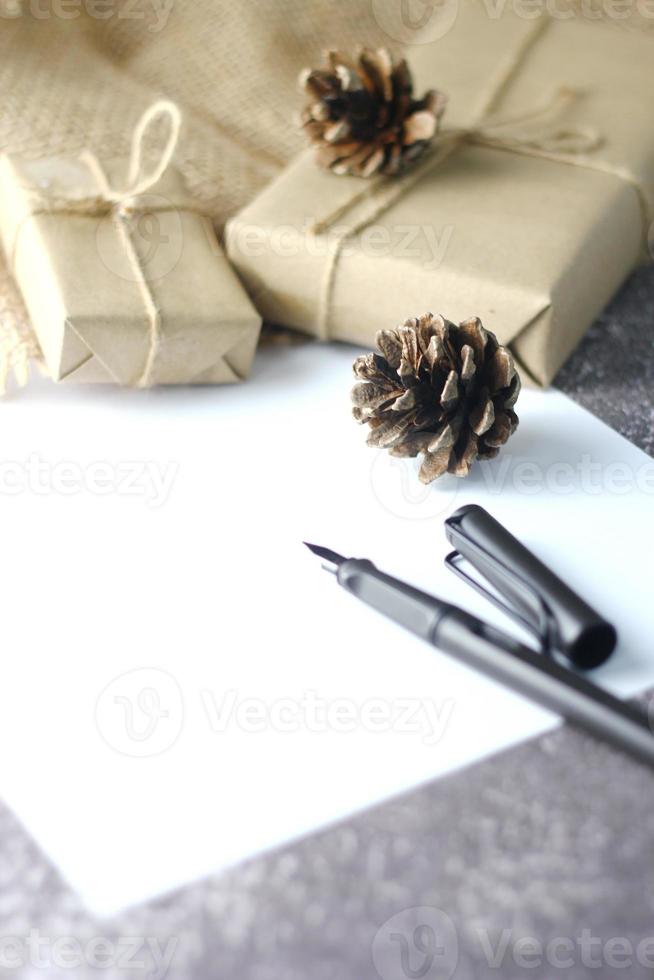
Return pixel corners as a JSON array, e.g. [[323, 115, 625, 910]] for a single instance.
[[372, 909, 654, 973], [95, 668, 184, 758], [96, 193, 184, 284], [94, 681, 455, 755], [371, 0, 460, 44], [372, 906, 459, 980], [370, 0, 654, 46], [370, 451, 461, 521], [370, 450, 654, 522]]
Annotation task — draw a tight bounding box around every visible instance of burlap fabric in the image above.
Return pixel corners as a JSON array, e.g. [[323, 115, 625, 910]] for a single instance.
[[0, 0, 652, 390]]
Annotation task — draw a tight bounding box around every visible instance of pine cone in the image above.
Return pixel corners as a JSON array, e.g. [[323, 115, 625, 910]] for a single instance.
[[300, 49, 447, 177], [352, 314, 521, 483]]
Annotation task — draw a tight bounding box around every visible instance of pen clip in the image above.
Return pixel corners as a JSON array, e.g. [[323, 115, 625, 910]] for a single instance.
[[443, 505, 617, 670], [444, 546, 555, 655]]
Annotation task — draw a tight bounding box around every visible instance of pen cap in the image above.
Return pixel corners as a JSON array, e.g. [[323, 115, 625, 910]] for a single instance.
[[444, 505, 617, 670]]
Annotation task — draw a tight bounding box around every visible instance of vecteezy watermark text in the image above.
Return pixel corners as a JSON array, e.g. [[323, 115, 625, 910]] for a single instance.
[[0, 454, 178, 507], [482, 453, 654, 496], [481, 0, 654, 21], [0, 0, 174, 32], [201, 688, 455, 745], [230, 221, 455, 272], [478, 928, 654, 970], [0, 930, 177, 978]]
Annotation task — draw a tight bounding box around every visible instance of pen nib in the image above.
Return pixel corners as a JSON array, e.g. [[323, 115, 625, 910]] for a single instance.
[[303, 542, 347, 574]]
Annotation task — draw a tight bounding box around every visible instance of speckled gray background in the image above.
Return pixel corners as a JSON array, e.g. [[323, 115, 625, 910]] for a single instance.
[[2, 267, 654, 979]]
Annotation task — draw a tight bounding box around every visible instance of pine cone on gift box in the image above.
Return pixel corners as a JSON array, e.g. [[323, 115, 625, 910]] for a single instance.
[[300, 49, 447, 177], [352, 314, 521, 483]]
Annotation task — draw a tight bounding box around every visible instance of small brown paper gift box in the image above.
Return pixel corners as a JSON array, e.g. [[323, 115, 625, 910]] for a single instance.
[[226, 2, 654, 386], [0, 139, 261, 386]]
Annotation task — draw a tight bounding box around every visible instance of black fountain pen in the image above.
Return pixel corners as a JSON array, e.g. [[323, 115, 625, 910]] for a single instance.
[[304, 543, 654, 768]]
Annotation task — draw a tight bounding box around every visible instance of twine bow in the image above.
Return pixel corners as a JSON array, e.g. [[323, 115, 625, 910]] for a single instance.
[[12, 99, 192, 388]]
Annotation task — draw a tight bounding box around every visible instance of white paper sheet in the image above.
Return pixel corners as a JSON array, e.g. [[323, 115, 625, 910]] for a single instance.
[[0, 342, 652, 917]]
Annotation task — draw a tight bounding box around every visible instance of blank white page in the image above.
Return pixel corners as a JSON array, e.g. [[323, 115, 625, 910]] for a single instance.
[[0, 341, 652, 916]]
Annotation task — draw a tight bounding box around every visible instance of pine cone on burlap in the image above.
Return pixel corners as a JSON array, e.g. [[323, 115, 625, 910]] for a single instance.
[[299, 49, 447, 177], [352, 314, 521, 483]]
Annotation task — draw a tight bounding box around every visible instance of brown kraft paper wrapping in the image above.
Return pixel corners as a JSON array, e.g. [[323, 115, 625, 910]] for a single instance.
[[0, 151, 261, 387], [226, 2, 654, 386]]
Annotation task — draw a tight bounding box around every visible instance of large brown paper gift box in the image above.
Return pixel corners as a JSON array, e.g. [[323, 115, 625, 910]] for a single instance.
[[226, 2, 654, 386], [0, 154, 261, 386]]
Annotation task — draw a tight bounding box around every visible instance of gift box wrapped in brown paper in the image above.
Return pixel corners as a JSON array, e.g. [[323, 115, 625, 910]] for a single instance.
[[0, 141, 261, 387], [226, 1, 654, 386]]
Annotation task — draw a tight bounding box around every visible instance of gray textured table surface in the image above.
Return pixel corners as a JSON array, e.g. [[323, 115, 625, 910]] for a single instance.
[[2, 267, 654, 980]]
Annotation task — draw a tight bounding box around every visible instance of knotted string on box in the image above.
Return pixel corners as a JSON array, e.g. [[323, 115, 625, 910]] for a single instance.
[[10, 99, 206, 388], [311, 18, 653, 341]]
